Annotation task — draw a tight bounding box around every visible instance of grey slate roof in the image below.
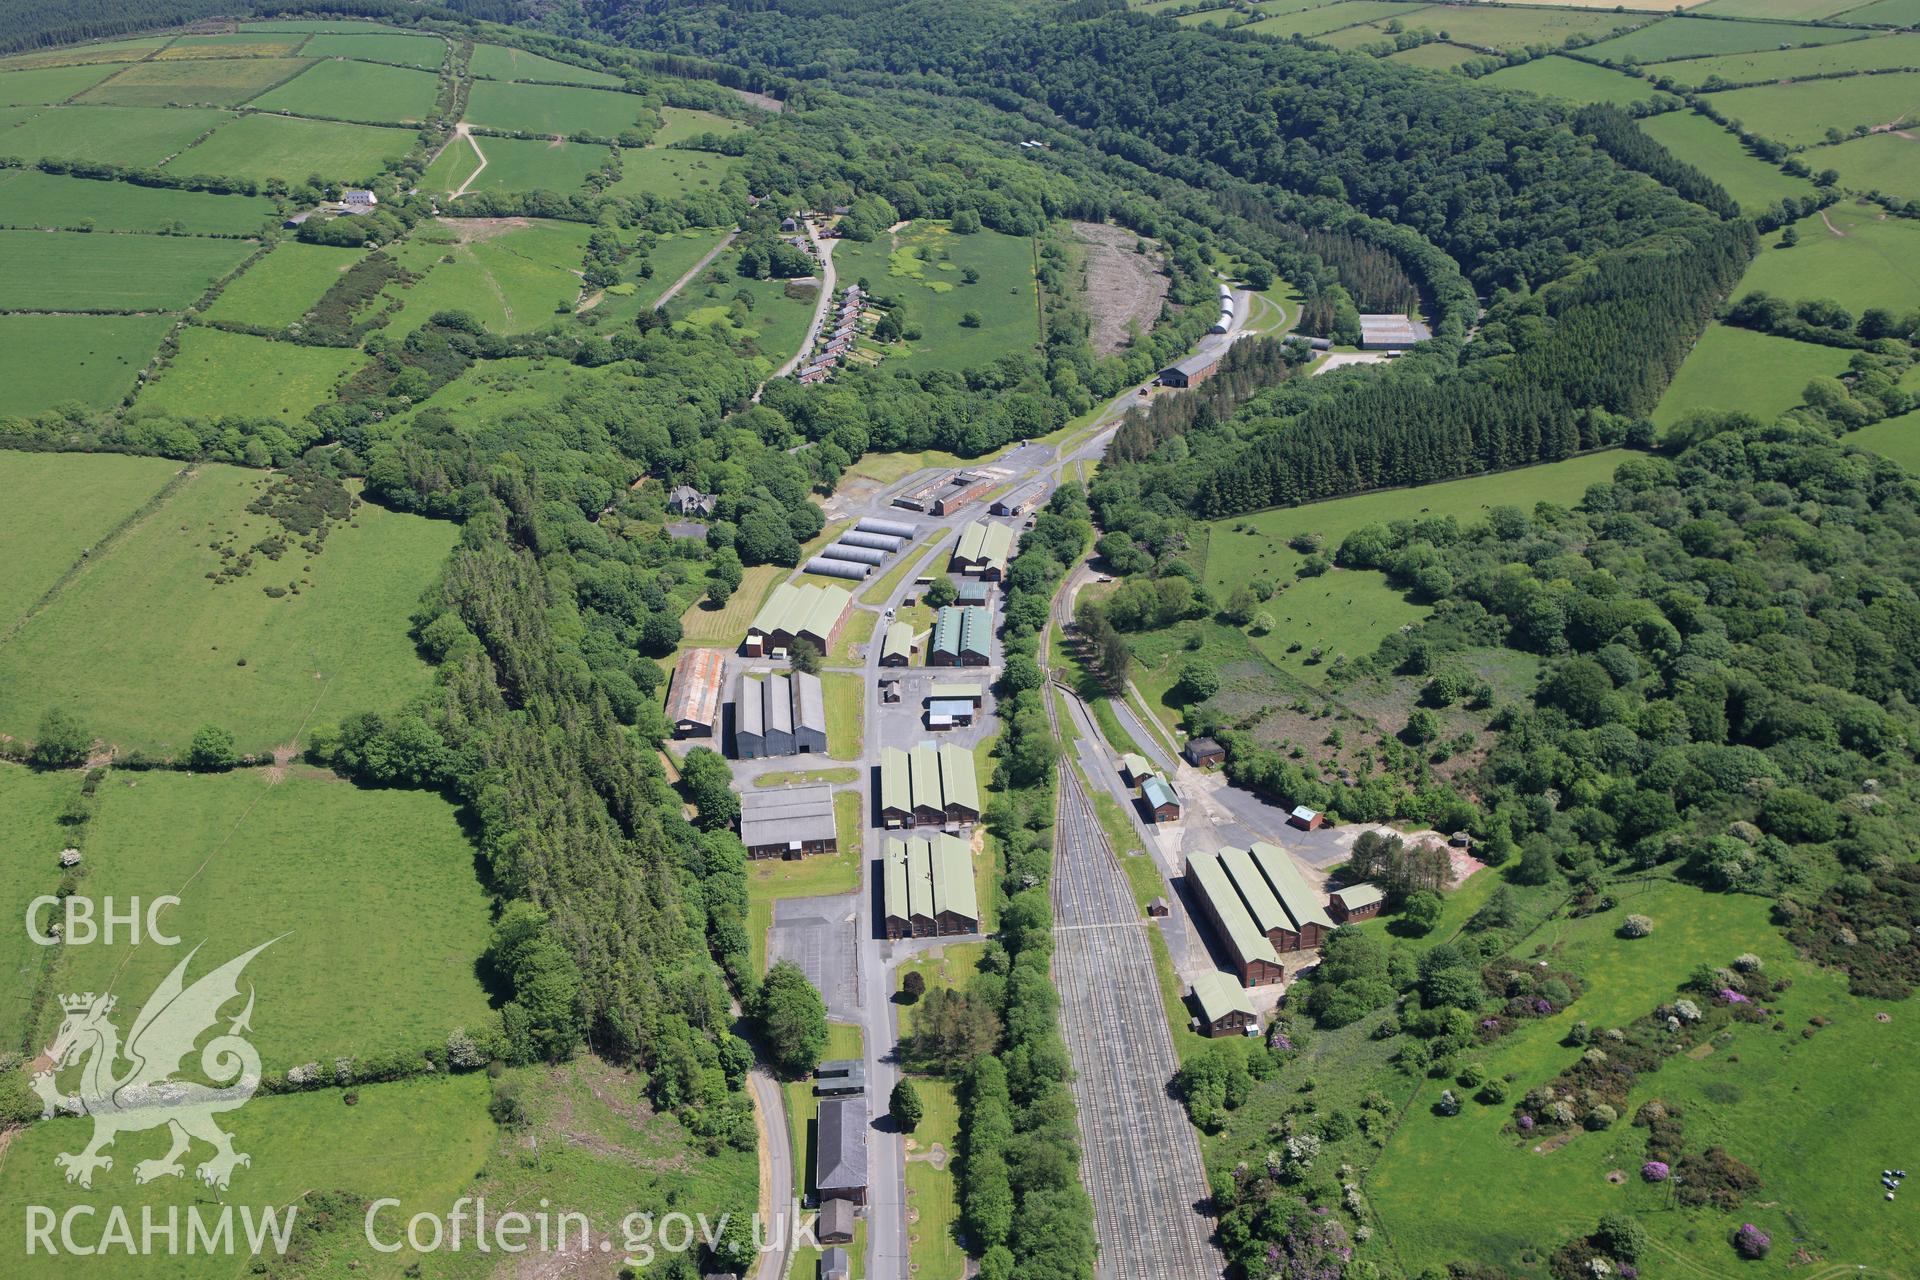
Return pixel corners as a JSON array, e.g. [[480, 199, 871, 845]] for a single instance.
[[815, 1096, 868, 1195]]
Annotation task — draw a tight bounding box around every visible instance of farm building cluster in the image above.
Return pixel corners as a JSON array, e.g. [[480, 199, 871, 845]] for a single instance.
[[1186, 841, 1345, 987], [878, 743, 981, 828], [797, 283, 867, 385], [804, 516, 918, 583], [881, 831, 980, 939]]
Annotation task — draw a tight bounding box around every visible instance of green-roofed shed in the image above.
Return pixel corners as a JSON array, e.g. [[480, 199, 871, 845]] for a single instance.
[[933, 832, 977, 933], [938, 742, 980, 823], [1142, 774, 1180, 822], [880, 746, 912, 827], [879, 620, 913, 667], [1190, 970, 1258, 1037], [1186, 850, 1283, 986], [1249, 841, 1335, 947], [1221, 845, 1295, 949], [909, 745, 944, 825]]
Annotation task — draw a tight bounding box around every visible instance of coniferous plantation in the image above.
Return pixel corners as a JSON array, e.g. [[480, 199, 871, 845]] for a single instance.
[[1, 0, 1918, 1277]]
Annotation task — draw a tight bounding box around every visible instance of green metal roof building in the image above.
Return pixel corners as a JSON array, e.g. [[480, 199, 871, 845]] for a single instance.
[[882, 833, 979, 938], [1189, 969, 1257, 1036], [1250, 840, 1336, 946], [745, 581, 853, 656], [879, 619, 914, 666], [878, 742, 981, 827], [951, 519, 1015, 579], [1186, 850, 1283, 986], [929, 604, 990, 666]]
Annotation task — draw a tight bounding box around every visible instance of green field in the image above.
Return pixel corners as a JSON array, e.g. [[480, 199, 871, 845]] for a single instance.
[[204, 240, 365, 328], [1405, 4, 1642, 49], [1367, 879, 1919, 1277], [0, 61, 127, 105], [669, 248, 815, 366], [1585, 16, 1859, 63], [0, 766, 80, 1046], [1736, 201, 1920, 314], [1845, 0, 1920, 23], [0, 1073, 495, 1280], [1697, 0, 1862, 16], [0, 168, 274, 233], [1847, 405, 1920, 471], [384, 353, 603, 426], [904, 1076, 966, 1280], [250, 57, 441, 124], [382, 217, 592, 334], [1247, 1, 1428, 39], [77, 57, 312, 108], [1485, 55, 1662, 106], [1809, 129, 1920, 201], [467, 41, 624, 86], [1704, 71, 1920, 147], [171, 113, 414, 184], [464, 78, 649, 138], [243, 19, 411, 33], [140, 325, 362, 419], [0, 230, 250, 311], [2, 104, 231, 167], [1638, 110, 1815, 211], [419, 129, 483, 192], [1653, 323, 1852, 430], [829, 220, 1039, 373], [1200, 452, 1627, 682], [0, 459, 455, 755], [652, 105, 744, 146], [0, 37, 170, 69], [0, 449, 180, 623], [581, 225, 727, 326], [0, 314, 172, 417], [162, 33, 307, 55], [606, 143, 744, 200], [300, 31, 447, 68], [1660, 31, 1920, 90], [1387, 41, 1479, 70], [45, 768, 493, 1068], [454, 134, 609, 194]]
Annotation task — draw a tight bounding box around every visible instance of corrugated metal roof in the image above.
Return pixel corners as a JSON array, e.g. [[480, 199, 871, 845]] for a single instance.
[[952, 520, 1014, 573], [939, 743, 980, 815], [1191, 969, 1255, 1023], [935, 831, 976, 923], [909, 745, 943, 814], [1142, 774, 1178, 811], [884, 837, 910, 923], [1249, 841, 1336, 932], [1335, 882, 1384, 910], [816, 1096, 867, 1193], [880, 746, 912, 815], [880, 621, 913, 662], [765, 672, 794, 737], [751, 581, 852, 640], [665, 648, 725, 727], [737, 673, 765, 741], [907, 836, 935, 921], [739, 784, 836, 850], [928, 681, 982, 703], [928, 699, 974, 718], [1221, 845, 1292, 940], [793, 670, 826, 734], [1187, 851, 1280, 968], [1121, 752, 1151, 781]]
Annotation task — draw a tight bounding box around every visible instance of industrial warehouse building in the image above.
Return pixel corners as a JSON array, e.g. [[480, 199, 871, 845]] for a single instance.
[[1186, 841, 1336, 983], [734, 670, 827, 758], [1158, 349, 1222, 388], [745, 582, 852, 657], [738, 784, 838, 859], [879, 620, 914, 666], [816, 1095, 868, 1204], [1330, 882, 1385, 923], [990, 481, 1047, 517], [928, 605, 991, 666], [664, 648, 725, 738], [855, 515, 917, 540], [896, 470, 995, 515], [1358, 313, 1432, 350], [1189, 970, 1258, 1037], [882, 832, 979, 939], [877, 743, 981, 828], [950, 519, 1015, 579]]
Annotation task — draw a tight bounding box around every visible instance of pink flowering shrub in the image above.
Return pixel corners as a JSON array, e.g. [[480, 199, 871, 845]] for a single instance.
[[1732, 1223, 1770, 1259], [1641, 1161, 1669, 1182]]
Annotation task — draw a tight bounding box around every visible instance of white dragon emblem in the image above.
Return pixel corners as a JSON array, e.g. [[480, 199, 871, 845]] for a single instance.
[[29, 938, 279, 1191]]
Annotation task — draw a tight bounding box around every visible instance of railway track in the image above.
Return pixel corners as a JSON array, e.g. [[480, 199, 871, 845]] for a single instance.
[[1050, 758, 1224, 1278]]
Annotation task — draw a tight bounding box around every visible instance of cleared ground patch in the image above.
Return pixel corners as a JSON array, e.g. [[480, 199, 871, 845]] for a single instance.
[[1659, 31, 1920, 90], [1639, 109, 1815, 211], [1072, 219, 1168, 357], [1652, 322, 1850, 429], [3, 104, 232, 167], [652, 105, 744, 145], [382, 216, 592, 334], [48, 768, 494, 1068], [448, 134, 609, 194], [204, 240, 366, 328], [1810, 129, 1920, 201], [0, 229, 250, 311], [171, 112, 414, 184], [1703, 71, 1920, 147], [0, 167, 274, 233], [0, 62, 129, 105], [1584, 15, 1862, 63], [139, 325, 362, 418], [1485, 55, 1662, 106], [1201, 452, 1627, 683], [0, 314, 171, 417], [77, 57, 312, 108], [0, 449, 181, 626], [830, 220, 1040, 373], [0, 37, 170, 69], [300, 31, 447, 68], [250, 57, 441, 125], [467, 41, 623, 86], [1736, 200, 1920, 314], [464, 78, 649, 138], [1388, 41, 1481, 69], [0, 460, 455, 755]]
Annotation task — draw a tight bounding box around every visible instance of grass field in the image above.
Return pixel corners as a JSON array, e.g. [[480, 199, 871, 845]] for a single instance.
[[1199, 452, 1627, 682], [172, 112, 414, 184], [904, 1076, 966, 1280], [1246, 1, 1432, 39], [467, 42, 623, 86], [3, 104, 232, 167], [1485, 55, 1662, 106], [830, 220, 1039, 373], [453, 134, 609, 194], [1586, 16, 1861, 64], [1387, 42, 1480, 70], [0, 766, 79, 1046], [47, 768, 494, 1068], [1651, 323, 1851, 430], [606, 143, 745, 201], [652, 105, 744, 146], [0, 61, 128, 105], [681, 563, 785, 641], [1660, 31, 1920, 90], [1638, 110, 1815, 211], [744, 788, 864, 975], [1406, 4, 1642, 49], [164, 32, 306, 55], [300, 31, 447, 68], [0, 1073, 495, 1280], [0, 167, 274, 233], [1809, 129, 1920, 201], [0, 314, 172, 417], [251, 57, 441, 124], [754, 765, 860, 787], [465, 78, 649, 138], [1845, 0, 1920, 23], [0, 459, 456, 755], [140, 326, 363, 419], [203, 240, 365, 328], [0, 229, 249, 311], [1736, 201, 1920, 314], [1704, 71, 1920, 147], [0, 37, 170, 69], [1846, 405, 1920, 471], [381, 217, 591, 334], [384, 354, 605, 428], [0, 449, 180, 623], [671, 255, 815, 368], [1697, 0, 1861, 16], [860, 537, 948, 606], [580, 225, 728, 326], [77, 57, 311, 108], [824, 671, 864, 760]]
